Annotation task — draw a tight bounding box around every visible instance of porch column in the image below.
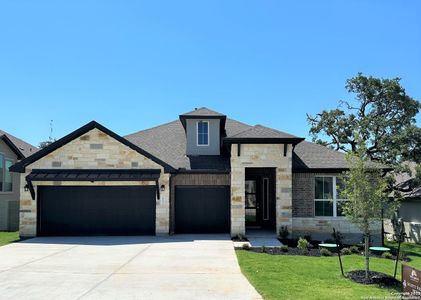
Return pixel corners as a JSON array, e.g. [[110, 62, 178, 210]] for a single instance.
[[230, 144, 245, 236], [276, 150, 293, 235]]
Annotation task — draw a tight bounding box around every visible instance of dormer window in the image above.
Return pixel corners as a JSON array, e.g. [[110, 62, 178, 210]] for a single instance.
[[197, 121, 209, 146]]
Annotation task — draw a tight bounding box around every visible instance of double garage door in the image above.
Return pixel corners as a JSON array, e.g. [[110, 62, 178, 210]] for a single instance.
[[38, 186, 156, 236]]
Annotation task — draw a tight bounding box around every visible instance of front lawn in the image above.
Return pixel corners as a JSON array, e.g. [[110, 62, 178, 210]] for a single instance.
[[0, 231, 20, 246], [237, 242, 421, 300]]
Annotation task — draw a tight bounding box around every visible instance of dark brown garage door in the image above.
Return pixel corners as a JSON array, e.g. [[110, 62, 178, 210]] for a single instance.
[[175, 186, 230, 233], [38, 186, 156, 236]]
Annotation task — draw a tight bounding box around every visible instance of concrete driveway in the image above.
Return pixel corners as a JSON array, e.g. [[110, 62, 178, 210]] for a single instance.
[[0, 235, 262, 300]]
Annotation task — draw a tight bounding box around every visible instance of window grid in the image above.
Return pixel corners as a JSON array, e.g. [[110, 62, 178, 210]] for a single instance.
[[196, 121, 209, 146], [315, 176, 347, 218]]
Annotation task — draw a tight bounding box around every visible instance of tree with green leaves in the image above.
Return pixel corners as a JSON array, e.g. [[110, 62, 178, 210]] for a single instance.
[[307, 73, 421, 195], [342, 141, 396, 279]]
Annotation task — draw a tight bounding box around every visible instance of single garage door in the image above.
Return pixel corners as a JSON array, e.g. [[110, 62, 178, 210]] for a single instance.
[[175, 186, 230, 233], [38, 186, 156, 236]]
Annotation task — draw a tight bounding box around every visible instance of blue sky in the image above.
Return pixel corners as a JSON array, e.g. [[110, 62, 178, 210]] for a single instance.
[[0, 1, 420, 146]]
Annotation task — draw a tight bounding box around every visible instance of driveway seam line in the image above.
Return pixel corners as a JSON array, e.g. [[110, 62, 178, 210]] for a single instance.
[[76, 244, 152, 300], [0, 244, 79, 274]]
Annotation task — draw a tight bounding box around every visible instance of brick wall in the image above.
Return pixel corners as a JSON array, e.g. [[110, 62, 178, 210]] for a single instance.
[[292, 173, 314, 217]]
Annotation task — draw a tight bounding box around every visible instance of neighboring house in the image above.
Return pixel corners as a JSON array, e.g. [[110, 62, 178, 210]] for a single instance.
[[0, 130, 37, 231], [385, 162, 421, 244], [10, 108, 381, 243]]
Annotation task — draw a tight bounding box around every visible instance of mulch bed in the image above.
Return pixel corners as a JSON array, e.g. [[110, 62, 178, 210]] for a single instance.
[[250, 247, 325, 256], [346, 270, 400, 288]]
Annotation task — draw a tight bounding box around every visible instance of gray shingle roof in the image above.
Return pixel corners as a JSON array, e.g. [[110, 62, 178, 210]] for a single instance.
[[229, 124, 300, 139], [125, 117, 349, 171], [293, 141, 347, 170], [394, 162, 421, 199], [0, 129, 38, 158], [180, 107, 226, 117]]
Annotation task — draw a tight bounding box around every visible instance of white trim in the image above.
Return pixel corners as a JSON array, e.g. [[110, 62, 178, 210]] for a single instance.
[[314, 175, 347, 218], [196, 120, 210, 146]]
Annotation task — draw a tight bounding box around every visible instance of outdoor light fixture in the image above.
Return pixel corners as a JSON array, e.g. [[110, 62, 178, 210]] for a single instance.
[[24, 184, 29, 192], [160, 185, 165, 192]]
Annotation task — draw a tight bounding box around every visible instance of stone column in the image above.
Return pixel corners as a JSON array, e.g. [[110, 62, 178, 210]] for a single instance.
[[230, 144, 245, 236]]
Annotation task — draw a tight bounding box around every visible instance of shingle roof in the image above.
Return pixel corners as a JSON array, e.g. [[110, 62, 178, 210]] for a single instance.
[[0, 129, 38, 158], [125, 117, 349, 171], [229, 124, 300, 139], [394, 162, 421, 199], [180, 107, 226, 117], [292, 141, 348, 170]]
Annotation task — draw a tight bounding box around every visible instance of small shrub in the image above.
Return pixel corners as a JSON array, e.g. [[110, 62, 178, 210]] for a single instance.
[[280, 245, 289, 252], [297, 237, 310, 254], [340, 247, 352, 255], [242, 243, 251, 250], [320, 248, 333, 256], [261, 245, 267, 253], [382, 252, 393, 259], [279, 226, 289, 240], [349, 245, 360, 254]]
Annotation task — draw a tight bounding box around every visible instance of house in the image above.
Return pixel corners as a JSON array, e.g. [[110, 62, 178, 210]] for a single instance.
[[10, 108, 381, 243], [385, 162, 421, 244], [0, 130, 37, 231]]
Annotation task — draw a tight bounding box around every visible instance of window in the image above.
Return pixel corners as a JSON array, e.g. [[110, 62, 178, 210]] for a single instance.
[[4, 159, 13, 192], [197, 121, 209, 146], [315, 176, 347, 217], [0, 154, 14, 192]]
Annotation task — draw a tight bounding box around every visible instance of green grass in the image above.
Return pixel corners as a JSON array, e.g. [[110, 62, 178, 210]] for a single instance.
[[237, 242, 421, 300], [0, 231, 20, 246]]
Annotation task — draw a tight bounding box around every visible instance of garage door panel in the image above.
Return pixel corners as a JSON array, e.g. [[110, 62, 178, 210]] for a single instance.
[[38, 186, 156, 236], [175, 186, 230, 233]]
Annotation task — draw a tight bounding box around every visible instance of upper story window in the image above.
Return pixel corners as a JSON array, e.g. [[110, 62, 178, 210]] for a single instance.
[[0, 153, 14, 192], [314, 176, 347, 217], [197, 121, 209, 146]]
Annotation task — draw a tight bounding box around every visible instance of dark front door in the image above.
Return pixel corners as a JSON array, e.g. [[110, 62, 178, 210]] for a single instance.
[[175, 186, 230, 233], [38, 186, 156, 236], [245, 168, 276, 229]]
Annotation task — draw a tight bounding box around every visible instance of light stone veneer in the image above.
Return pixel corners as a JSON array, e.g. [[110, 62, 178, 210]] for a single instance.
[[19, 128, 170, 237], [230, 143, 293, 236]]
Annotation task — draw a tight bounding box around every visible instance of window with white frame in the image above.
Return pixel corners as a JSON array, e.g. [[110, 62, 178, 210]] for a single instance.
[[314, 176, 347, 217], [0, 153, 14, 192], [197, 121, 209, 146]]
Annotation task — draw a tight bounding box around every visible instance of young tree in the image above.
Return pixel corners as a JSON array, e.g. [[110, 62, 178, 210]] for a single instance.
[[342, 142, 396, 280]]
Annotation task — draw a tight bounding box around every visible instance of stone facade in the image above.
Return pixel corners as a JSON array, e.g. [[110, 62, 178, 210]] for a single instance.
[[19, 128, 170, 237], [230, 143, 293, 236]]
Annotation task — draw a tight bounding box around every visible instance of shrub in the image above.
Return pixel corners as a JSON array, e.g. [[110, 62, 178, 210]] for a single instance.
[[297, 237, 310, 254], [340, 247, 352, 255], [280, 245, 289, 252], [320, 248, 333, 256], [242, 243, 251, 250], [349, 245, 360, 254], [261, 245, 267, 253], [382, 252, 393, 259], [279, 226, 289, 240]]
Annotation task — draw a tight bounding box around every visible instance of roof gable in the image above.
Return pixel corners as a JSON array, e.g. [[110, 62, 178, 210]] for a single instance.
[[10, 121, 175, 173], [0, 130, 37, 159]]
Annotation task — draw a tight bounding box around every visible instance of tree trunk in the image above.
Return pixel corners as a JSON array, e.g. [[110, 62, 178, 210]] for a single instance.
[[364, 234, 370, 279]]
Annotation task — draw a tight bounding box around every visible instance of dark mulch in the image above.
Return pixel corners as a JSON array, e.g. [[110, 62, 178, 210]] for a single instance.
[[251, 247, 325, 257], [231, 237, 249, 242], [346, 270, 400, 288]]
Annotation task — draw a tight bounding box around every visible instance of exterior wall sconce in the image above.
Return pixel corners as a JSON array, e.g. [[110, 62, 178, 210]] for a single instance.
[[160, 185, 165, 192], [24, 184, 29, 192]]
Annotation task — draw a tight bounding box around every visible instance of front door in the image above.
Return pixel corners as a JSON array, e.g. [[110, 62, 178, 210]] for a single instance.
[[245, 178, 260, 227], [245, 168, 276, 229]]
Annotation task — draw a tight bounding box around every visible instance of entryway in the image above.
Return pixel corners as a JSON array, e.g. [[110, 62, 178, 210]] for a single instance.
[[245, 168, 276, 231]]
